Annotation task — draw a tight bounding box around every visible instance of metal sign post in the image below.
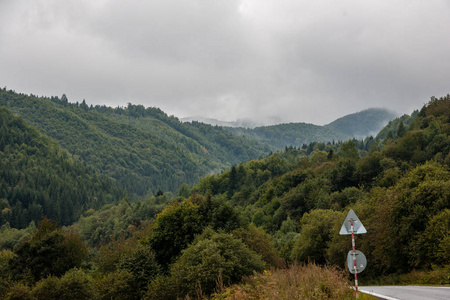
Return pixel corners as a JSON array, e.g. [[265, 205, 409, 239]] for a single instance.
[[340, 209, 367, 299]]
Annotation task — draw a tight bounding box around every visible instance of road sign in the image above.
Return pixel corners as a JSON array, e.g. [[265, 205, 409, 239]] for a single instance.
[[347, 250, 367, 274], [339, 209, 367, 235]]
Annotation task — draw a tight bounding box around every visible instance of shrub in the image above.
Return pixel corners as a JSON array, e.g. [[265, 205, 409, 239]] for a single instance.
[[165, 228, 266, 298]]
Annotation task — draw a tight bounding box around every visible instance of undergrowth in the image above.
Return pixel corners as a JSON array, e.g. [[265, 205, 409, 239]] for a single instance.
[[209, 263, 356, 300]]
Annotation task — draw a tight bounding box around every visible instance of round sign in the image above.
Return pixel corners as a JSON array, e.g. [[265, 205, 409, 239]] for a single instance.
[[347, 250, 367, 274]]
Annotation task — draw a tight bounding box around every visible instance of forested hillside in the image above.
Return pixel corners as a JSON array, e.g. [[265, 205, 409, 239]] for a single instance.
[[0, 88, 272, 198], [0, 106, 123, 229], [325, 108, 398, 139], [224, 108, 396, 149], [0, 94, 448, 299], [226, 122, 351, 149]]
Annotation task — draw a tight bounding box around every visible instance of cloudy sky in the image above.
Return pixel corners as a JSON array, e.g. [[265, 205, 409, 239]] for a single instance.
[[1, 0, 449, 125]]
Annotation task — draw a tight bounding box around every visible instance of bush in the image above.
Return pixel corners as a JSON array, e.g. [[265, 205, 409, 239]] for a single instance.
[[163, 228, 266, 298], [59, 268, 94, 300], [94, 270, 139, 300], [4, 283, 33, 300], [291, 209, 343, 264]]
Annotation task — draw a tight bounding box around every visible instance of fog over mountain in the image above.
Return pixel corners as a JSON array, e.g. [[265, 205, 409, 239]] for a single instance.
[[1, 0, 449, 125]]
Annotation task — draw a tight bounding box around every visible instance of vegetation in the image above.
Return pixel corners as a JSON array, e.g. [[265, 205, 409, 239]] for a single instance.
[[226, 122, 351, 149], [0, 88, 272, 198], [0, 106, 122, 228], [226, 108, 397, 148], [0, 91, 449, 299], [211, 263, 356, 300], [326, 108, 398, 139]]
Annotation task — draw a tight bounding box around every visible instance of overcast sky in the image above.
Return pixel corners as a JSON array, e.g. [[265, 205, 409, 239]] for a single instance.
[[1, 0, 449, 125]]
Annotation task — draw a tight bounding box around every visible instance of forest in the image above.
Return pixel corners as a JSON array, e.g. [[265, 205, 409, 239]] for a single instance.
[[0, 92, 449, 299], [0, 89, 273, 199]]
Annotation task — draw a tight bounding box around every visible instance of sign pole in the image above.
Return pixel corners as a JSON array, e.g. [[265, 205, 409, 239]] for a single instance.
[[340, 209, 367, 299], [350, 218, 358, 299]]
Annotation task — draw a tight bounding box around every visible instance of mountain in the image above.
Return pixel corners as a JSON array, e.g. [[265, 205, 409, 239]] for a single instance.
[[0, 89, 272, 198], [1, 93, 448, 298], [191, 94, 450, 279], [222, 108, 397, 150], [0, 106, 123, 228], [181, 116, 261, 128], [325, 108, 398, 139], [226, 122, 351, 149]]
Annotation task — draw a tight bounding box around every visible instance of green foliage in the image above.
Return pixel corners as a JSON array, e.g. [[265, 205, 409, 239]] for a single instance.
[[376, 112, 417, 141], [9, 219, 88, 283], [232, 224, 284, 268], [32, 276, 63, 299], [4, 282, 33, 300], [413, 209, 450, 266], [56, 268, 94, 300], [0, 221, 36, 250], [93, 270, 139, 300], [74, 196, 162, 247], [116, 244, 161, 293], [326, 108, 398, 139], [0, 105, 122, 228], [0, 89, 271, 198], [291, 209, 344, 264], [1, 90, 450, 297], [227, 122, 351, 149], [167, 228, 266, 298], [146, 200, 204, 268]]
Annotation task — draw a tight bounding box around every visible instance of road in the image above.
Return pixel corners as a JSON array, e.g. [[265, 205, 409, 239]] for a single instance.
[[359, 286, 450, 300]]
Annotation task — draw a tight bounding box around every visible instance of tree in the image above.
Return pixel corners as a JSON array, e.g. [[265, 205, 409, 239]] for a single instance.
[[146, 201, 204, 268], [291, 209, 343, 264], [9, 219, 88, 282], [397, 121, 406, 137], [168, 228, 266, 297], [339, 140, 359, 160]]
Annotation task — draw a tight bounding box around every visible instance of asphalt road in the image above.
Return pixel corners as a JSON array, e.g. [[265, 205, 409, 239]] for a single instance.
[[359, 286, 450, 300]]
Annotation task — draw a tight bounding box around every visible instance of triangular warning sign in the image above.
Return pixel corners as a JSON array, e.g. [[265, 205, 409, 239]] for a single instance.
[[339, 209, 367, 235]]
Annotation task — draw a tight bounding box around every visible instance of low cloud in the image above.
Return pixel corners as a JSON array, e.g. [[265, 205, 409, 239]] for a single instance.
[[1, 0, 449, 125]]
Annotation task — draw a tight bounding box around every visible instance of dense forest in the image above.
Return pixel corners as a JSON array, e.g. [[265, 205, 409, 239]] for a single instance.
[[0, 92, 449, 299], [225, 108, 397, 148], [0, 106, 123, 228], [325, 108, 397, 139], [0, 88, 273, 198]]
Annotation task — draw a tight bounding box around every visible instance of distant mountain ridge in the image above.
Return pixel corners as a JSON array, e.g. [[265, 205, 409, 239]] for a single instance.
[[223, 108, 397, 149], [181, 116, 261, 128], [226, 123, 351, 149], [0, 88, 398, 199], [325, 108, 398, 139]]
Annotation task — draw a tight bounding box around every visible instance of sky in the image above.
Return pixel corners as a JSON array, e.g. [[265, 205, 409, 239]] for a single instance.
[[1, 0, 449, 125]]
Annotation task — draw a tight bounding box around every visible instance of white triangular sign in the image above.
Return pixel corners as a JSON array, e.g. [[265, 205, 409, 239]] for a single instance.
[[339, 209, 367, 235]]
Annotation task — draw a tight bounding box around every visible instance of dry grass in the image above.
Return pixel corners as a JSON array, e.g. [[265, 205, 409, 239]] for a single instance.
[[210, 263, 356, 300], [370, 265, 450, 286]]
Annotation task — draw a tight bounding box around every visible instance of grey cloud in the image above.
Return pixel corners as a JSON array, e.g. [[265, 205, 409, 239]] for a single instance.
[[0, 0, 449, 125]]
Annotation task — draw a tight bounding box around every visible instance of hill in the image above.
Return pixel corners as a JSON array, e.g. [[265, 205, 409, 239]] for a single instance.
[[0, 88, 273, 198], [224, 108, 397, 150], [226, 122, 351, 149], [181, 116, 260, 128], [1, 94, 448, 299], [325, 108, 398, 139], [0, 106, 122, 228]]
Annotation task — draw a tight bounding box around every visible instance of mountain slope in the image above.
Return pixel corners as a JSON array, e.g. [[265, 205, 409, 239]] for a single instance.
[[226, 122, 351, 149], [0, 106, 122, 228], [0, 89, 272, 197], [224, 108, 397, 150], [325, 108, 398, 139]]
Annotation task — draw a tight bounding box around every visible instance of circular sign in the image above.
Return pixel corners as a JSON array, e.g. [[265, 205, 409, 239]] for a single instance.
[[347, 250, 367, 274]]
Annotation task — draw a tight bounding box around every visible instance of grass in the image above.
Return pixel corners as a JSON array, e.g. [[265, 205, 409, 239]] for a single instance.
[[209, 263, 358, 300], [365, 265, 450, 286]]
